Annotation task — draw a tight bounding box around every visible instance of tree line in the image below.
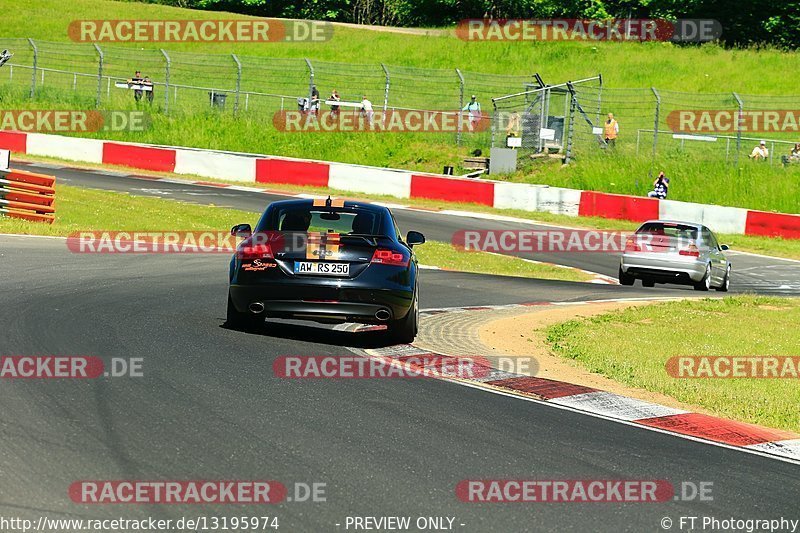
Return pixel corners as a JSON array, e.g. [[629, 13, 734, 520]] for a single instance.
[[143, 0, 800, 49]]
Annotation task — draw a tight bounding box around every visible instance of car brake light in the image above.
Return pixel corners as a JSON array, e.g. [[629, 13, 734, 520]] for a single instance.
[[238, 236, 274, 260], [679, 244, 700, 257], [371, 248, 409, 267], [625, 237, 641, 252]]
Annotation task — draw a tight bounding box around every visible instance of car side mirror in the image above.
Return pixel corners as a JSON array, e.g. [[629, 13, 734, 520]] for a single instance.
[[231, 223, 252, 238], [406, 230, 425, 246], [720, 244, 729, 251]]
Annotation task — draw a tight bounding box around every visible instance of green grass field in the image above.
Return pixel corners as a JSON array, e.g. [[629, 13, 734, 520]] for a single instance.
[[0, 184, 592, 282], [1, 0, 800, 213], [545, 296, 800, 432]]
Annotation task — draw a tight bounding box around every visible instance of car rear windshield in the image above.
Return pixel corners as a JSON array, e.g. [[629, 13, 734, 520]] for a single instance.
[[258, 205, 387, 236], [636, 222, 698, 240]]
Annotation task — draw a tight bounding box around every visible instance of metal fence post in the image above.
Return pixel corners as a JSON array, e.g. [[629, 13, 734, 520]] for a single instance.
[[160, 49, 170, 114], [305, 58, 314, 102], [27, 38, 37, 99], [455, 68, 465, 145], [565, 92, 577, 164], [380, 63, 390, 112], [651, 87, 660, 178], [232, 54, 242, 116], [733, 92, 743, 167], [93, 43, 103, 108], [490, 98, 498, 149], [596, 73, 603, 124]]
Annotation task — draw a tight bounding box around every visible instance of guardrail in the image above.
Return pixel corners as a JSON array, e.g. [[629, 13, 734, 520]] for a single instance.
[[0, 167, 56, 223]]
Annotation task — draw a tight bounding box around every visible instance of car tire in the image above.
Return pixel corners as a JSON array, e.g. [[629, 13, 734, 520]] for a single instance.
[[715, 265, 731, 292], [642, 278, 655, 288], [618, 267, 635, 286], [388, 289, 418, 344], [226, 292, 263, 331], [693, 264, 712, 291]]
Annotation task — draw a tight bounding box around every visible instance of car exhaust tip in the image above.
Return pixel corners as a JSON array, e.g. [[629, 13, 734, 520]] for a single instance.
[[249, 302, 265, 314], [375, 309, 391, 321]]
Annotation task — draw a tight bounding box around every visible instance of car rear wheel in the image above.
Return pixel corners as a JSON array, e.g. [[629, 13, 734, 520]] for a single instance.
[[642, 278, 655, 287], [388, 289, 418, 344], [618, 267, 635, 286], [715, 265, 731, 292], [226, 292, 263, 331], [693, 264, 712, 291]]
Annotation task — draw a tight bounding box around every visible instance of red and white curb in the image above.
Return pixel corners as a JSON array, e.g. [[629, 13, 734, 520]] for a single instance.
[[349, 298, 800, 464]]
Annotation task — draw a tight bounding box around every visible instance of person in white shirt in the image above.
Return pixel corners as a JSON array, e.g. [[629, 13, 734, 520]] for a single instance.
[[360, 96, 374, 125], [462, 94, 482, 128], [749, 140, 769, 161]]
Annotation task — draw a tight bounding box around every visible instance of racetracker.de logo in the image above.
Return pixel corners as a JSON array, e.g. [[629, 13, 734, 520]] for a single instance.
[[69, 481, 287, 504], [667, 110, 800, 134], [456, 479, 675, 502], [451, 229, 686, 254], [274, 355, 494, 379], [66, 231, 242, 253], [68, 19, 333, 43], [666, 356, 800, 378], [0, 111, 149, 133], [0, 356, 142, 379], [273, 110, 490, 133], [456, 19, 721, 42]]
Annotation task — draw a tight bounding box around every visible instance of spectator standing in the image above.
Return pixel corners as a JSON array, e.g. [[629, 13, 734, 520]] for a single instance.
[[143, 76, 154, 104], [310, 85, 320, 115], [462, 95, 482, 128], [603, 113, 619, 147], [129, 70, 144, 103], [749, 140, 769, 161], [361, 96, 374, 125], [647, 171, 670, 199], [506, 111, 521, 138], [329, 89, 340, 118]]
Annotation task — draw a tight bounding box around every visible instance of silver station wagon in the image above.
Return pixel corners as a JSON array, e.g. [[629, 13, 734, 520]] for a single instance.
[[619, 220, 731, 291]]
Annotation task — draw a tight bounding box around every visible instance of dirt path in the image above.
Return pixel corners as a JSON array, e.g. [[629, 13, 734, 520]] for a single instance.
[[477, 302, 712, 413]]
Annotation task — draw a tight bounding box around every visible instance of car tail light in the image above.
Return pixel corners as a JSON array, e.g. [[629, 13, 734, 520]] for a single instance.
[[371, 248, 409, 267], [625, 237, 641, 252], [679, 244, 700, 257], [238, 236, 274, 260]]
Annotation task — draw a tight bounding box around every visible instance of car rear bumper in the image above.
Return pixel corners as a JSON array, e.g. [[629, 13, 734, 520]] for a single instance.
[[229, 284, 413, 324], [621, 254, 707, 283]]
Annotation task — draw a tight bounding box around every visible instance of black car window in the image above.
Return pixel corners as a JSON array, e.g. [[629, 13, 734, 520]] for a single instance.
[[259, 206, 387, 236], [637, 222, 698, 241]]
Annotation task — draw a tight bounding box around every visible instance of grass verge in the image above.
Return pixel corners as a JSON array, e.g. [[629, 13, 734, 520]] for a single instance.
[[0, 184, 592, 282], [545, 296, 800, 432]]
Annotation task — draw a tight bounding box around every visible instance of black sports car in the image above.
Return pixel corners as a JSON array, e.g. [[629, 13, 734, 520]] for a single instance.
[[227, 197, 425, 343]]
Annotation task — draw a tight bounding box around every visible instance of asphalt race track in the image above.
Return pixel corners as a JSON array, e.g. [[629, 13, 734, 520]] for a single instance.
[[1, 162, 799, 531]]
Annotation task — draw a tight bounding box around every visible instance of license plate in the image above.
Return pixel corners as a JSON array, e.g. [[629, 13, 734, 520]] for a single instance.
[[294, 261, 350, 276]]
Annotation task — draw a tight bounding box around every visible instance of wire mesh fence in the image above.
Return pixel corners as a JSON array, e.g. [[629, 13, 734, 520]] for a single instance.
[[569, 86, 800, 170], [0, 39, 540, 149], [1, 38, 799, 169]]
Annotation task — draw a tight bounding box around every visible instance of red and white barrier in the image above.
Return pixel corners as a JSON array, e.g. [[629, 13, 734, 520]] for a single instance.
[[1, 131, 798, 239]]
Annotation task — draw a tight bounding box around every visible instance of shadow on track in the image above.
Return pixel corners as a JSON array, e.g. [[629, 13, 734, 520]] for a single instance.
[[219, 320, 399, 349]]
